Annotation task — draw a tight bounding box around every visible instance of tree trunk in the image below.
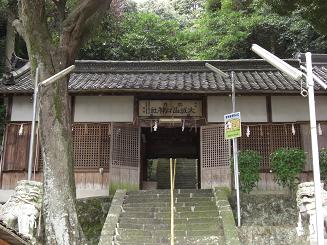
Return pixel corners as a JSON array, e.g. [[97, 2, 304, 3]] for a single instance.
[[13, 0, 111, 243], [38, 57, 85, 244], [5, 13, 15, 71], [13, 1, 85, 243]]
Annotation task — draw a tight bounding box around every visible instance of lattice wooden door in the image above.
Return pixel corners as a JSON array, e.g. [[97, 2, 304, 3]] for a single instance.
[[3, 123, 32, 171], [109, 123, 140, 191], [200, 124, 230, 189]]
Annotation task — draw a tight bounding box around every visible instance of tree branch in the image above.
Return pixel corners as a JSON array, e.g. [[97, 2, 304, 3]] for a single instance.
[[52, 0, 67, 23], [18, 0, 56, 72], [12, 19, 26, 41], [61, 0, 111, 64]]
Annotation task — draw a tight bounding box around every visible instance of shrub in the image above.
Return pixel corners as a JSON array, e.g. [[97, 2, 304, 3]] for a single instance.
[[320, 148, 327, 185], [270, 148, 306, 191], [232, 150, 262, 193]]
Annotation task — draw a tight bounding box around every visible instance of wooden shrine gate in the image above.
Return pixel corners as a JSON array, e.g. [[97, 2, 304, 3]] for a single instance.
[[200, 124, 230, 189], [109, 123, 141, 191]]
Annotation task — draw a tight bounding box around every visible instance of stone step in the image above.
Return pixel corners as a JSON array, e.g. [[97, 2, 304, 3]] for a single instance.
[[124, 196, 216, 204], [123, 201, 216, 208], [116, 228, 222, 238], [118, 229, 221, 237], [127, 189, 213, 195], [118, 222, 221, 232], [120, 210, 218, 219], [127, 191, 213, 198], [114, 234, 224, 244], [114, 240, 222, 245], [118, 217, 220, 225], [114, 243, 221, 245], [112, 189, 225, 245], [123, 205, 217, 213]]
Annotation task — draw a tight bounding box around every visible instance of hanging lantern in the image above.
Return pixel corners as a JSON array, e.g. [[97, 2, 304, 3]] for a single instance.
[[318, 123, 323, 136], [18, 124, 24, 136], [292, 123, 296, 136], [246, 126, 250, 137]]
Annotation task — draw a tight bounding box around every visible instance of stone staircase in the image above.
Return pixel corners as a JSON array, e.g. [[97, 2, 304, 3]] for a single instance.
[[113, 189, 225, 245]]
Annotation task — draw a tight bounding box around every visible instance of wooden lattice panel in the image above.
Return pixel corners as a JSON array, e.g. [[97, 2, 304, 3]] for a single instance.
[[200, 124, 229, 168], [111, 124, 140, 167], [73, 123, 111, 169], [238, 124, 301, 170], [238, 124, 271, 169], [3, 123, 31, 171], [99, 125, 111, 168]]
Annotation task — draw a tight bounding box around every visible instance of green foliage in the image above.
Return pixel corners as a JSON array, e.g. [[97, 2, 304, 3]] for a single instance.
[[206, 0, 222, 12], [182, 1, 327, 60], [270, 148, 306, 191], [232, 150, 262, 193], [320, 148, 327, 185], [79, 12, 186, 60], [170, 0, 205, 16], [265, 0, 327, 35], [138, 0, 178, 20], [78, 0, 327, 60], [182, 6, 263, 59]]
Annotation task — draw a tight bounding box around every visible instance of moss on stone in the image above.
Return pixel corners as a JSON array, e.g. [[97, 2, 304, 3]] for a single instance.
[[231, 193, 298, 226], [77, 196, 112, 245], [109, 182, 139, 194]]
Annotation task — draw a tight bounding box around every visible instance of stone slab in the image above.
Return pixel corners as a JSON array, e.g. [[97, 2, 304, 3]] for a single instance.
[[98, 189, 126, 245]]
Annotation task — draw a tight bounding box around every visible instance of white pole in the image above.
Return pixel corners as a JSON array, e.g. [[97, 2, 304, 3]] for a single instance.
[[205, 63, 229, 78], [231, 72, 241, 227], [306, 52, 325, 244], [39, 65, 75, 87], [27, 67, 39, 181], [27, 65, 75, 181]]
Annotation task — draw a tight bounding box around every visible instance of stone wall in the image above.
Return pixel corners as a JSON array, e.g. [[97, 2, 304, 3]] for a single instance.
[[234, 194, 298, 226], [214, 188, 241, 245], [232, 194, 309, 244], [239, 226, 309, 245]]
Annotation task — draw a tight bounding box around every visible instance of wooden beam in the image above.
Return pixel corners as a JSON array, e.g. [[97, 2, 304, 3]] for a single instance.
[[266, 95, 272, 123]]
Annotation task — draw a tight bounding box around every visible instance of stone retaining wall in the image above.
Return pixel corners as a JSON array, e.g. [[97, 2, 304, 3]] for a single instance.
[[214, 188, 241, 245], [232, 193, 309, 245], [238, 226, 309, 245], [98, 189, 126, 245], [77, 196, 112, 245]]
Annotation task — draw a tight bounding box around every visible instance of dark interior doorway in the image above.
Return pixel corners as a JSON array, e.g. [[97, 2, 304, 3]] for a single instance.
[[141, 127, 200, 189]]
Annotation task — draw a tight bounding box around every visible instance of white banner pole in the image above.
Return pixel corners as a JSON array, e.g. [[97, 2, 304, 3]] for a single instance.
[[306, 52, 324, 244], [232, 72, 241, 227]]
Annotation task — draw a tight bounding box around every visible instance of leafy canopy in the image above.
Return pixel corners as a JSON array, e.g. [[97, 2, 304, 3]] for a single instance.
[[265, 0, 327, 35], [79, 12, 186, 60]]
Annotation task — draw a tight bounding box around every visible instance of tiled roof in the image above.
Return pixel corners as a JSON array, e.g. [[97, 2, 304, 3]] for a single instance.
[[0, 59, 326, 94]]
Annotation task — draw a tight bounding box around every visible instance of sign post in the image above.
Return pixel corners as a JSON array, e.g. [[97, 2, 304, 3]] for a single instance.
[[224, 112, 241, 140], [205, 63, 242, 227], [224, 109, 241, 227]]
